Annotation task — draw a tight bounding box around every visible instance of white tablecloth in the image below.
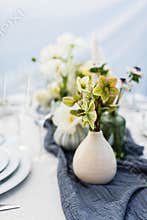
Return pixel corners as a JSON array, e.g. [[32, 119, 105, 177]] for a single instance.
[[0, 107, 147, 220]]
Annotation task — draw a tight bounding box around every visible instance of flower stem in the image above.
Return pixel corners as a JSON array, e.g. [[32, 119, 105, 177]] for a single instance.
[[60, 76, 68, 97], [94, 98, 101, 132]]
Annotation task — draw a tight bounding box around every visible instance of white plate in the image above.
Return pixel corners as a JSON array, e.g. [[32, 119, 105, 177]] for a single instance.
[[0, 148, 21, 182], [0, 134, 5, 145], [0, 149, 9, 173], [0, 153, 32, 195]]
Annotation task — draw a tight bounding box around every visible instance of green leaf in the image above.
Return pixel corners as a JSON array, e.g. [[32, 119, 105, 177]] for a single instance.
[[63, 96, 75, 107], [89, 67, 99, 73], [90, 64, 109, 76], [101, 91, 109, 103], [73, 92, 81, 102], [93, 86, 102, 96], [110, 87, 119, 96], [131, 74, 140, 83], [88, 100, 95, 111], [108, 78, 117, 87], [32, 57, 37, 62], [70, 109, 85, 117], [105, 96, 116, 105]]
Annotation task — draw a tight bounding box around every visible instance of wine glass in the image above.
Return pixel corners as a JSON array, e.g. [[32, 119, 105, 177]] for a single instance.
[[25, 75, 50, 161], [5, 71, 30, 149], [0, 73, 8, 145]]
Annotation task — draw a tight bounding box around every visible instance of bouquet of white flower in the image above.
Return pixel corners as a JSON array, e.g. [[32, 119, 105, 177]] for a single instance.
[[32, 33, 86, 108]]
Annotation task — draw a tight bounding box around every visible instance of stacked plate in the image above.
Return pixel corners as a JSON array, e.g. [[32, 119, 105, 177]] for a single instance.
[[0, 147, 31, 195]]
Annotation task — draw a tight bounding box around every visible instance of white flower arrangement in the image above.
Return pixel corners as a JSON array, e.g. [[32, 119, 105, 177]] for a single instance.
[[39, 34, 86, 80], [32, 33, 87, 108]]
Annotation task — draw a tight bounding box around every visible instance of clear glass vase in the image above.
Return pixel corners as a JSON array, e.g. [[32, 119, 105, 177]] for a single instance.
[[100, 111, 126, 159]]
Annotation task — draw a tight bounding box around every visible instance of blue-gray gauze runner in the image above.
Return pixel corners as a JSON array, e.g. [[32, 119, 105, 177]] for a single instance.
[[44, 120, 147, 220]]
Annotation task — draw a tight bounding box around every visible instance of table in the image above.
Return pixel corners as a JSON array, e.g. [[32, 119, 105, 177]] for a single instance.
[[0, 114, 65, 220], [0, 107, 147, 220]]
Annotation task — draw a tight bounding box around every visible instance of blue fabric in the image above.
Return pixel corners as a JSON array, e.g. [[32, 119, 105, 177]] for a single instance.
[[44, 120, 147, 220]]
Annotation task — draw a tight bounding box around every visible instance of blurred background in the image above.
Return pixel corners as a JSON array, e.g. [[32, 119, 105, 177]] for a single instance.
[[0, 0, 147, 93]]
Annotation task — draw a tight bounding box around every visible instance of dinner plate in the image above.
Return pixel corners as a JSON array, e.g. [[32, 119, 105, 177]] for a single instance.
[[0, 152, 32, 195], [0, 148, 21, 182], [0, 134, 5, 145], [0, 149, 9, 173]]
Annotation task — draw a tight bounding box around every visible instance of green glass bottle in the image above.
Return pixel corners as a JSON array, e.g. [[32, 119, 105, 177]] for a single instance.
[[101, 111, 126, 159]]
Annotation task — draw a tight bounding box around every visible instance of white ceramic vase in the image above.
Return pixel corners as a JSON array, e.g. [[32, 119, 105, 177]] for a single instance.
[[54, 125, 88, 151], [73, 130, 117, 184]]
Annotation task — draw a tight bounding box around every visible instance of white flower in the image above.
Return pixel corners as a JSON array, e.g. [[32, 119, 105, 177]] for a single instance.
[[128, 66, 142, 77], [35, 89, 51, 107], [57, 33, 86, 51], [40, 45, 64, 62], [48, 81, 60, 99], [53, 104, 81, 134], [40, 59, 66, 80], [40, 34, 85, 65]]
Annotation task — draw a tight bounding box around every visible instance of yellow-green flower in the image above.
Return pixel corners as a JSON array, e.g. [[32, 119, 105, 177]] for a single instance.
[[82, 100, 97, 130], [93, 76, 119, 103], [77, 76, 90, 93]]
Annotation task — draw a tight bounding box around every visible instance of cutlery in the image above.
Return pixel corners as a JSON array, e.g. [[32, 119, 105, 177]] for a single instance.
[[0, 204, 20, 211]]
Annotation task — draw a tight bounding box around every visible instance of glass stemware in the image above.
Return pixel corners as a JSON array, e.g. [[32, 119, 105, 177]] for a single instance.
[[25, 75, 50, 161], [0, 73, 8, 145], [30, 109, 49, 161], [3, 71, 29, 149]]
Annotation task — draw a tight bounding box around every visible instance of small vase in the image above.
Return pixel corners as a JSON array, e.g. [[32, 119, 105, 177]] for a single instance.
[[101, 111, 126, 159], [54, 124, 88, 151], [73, 131, 117, 184]]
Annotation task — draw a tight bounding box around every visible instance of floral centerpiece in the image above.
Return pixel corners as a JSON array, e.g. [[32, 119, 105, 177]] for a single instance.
[[34, 33, 142, 161], [60, 63, 142, 183], [62, 71, 119, 184], [61, 63, 142, 158]]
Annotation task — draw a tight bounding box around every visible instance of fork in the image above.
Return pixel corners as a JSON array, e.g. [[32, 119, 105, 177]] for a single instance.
[[0, 204, 20, 211]]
